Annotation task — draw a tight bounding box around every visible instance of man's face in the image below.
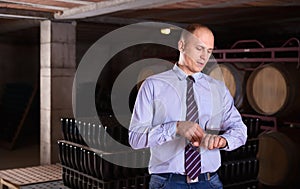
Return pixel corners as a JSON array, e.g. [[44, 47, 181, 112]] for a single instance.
[[179, 28, 214, 75]]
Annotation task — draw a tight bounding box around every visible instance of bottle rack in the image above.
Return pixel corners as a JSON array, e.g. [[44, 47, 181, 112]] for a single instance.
[[60, 116, 129, 150], [58, 117, 150, 189], [219, 114, 277, 189], [62, 164, 148, 189]]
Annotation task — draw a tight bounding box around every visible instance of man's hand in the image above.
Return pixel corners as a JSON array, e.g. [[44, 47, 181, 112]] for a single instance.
[[176, 121, 205, 147], [202, 134, 227, 150]]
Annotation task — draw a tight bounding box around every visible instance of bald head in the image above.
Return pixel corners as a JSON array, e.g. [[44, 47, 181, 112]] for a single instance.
[[180, 24, 214, 43]]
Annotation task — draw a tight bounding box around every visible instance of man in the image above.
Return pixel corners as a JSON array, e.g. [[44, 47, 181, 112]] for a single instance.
[[129, 24, 247, 189]]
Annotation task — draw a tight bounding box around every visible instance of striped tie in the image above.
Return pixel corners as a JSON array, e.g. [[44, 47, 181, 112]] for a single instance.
[[185, 76, 201, 180]]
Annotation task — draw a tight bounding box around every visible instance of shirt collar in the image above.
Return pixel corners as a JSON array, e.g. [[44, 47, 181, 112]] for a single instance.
[[172, 63, 203, 82]]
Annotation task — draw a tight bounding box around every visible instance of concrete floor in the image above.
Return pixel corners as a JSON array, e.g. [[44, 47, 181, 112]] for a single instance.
[[0, 129, 40, 170], [0, 143, 40, 170], [0, 144, 68, 189]]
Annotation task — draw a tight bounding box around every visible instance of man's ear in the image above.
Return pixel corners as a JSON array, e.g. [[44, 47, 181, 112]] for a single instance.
[[178, 40, 184, 52]]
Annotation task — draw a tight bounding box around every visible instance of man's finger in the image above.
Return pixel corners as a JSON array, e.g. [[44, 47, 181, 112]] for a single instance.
[[213, 136, 221, 148], [208, 134, 216, 150], [202, 133, 210, 148], [193, 128, 203, 142], [218, 137, 227, 148], [191, 141, 200, 147]]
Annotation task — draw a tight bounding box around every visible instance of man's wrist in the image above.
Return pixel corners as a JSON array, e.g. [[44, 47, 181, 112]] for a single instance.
[[219, 136, 228, 149]]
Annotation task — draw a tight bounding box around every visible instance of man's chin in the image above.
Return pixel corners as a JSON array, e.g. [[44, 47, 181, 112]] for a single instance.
[[194, 66, 204, 73]]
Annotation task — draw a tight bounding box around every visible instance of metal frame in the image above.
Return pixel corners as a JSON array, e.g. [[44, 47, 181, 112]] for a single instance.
[[210, 38, 300, 71]]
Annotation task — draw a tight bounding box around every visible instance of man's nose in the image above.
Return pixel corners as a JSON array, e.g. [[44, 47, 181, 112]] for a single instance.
[[200, 50, 208, 60]]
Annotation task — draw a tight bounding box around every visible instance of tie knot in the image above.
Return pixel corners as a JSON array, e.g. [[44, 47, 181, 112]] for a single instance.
[[187, 76, 195, 83]]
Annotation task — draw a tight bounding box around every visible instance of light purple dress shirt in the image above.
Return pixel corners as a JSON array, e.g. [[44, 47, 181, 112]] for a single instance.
[[129, 64, 247, 175]]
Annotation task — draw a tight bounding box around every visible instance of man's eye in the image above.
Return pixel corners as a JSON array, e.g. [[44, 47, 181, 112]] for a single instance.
[[196, 47, 203, 51]]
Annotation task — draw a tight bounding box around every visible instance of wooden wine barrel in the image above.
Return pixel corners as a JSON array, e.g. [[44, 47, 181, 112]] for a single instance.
[[246, 63, 300, 117], [206, 63, 246, 109], [258, 131, 300, 186]]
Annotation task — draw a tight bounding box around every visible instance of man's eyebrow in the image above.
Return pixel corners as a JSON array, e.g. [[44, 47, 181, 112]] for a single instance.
[[196, 44, 214, 50], [195, 44, 206, 48]]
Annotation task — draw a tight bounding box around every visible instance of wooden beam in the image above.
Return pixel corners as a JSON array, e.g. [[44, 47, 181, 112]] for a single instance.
[[0, 3, 59, 13], [4, 0, 87, 8], [53, 0, 93, 5], [0, 6, 54, 18], [0, 0, 67, 11], [0, 13, 46, 19], [54, 0, 186, 19]]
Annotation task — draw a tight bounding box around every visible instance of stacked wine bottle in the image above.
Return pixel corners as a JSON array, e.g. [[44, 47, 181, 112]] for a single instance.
[[218, 116, 262, 189], [58, 116, 150, 189]]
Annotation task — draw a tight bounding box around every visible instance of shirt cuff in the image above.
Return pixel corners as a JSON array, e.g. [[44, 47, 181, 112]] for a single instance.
[[163, 121, 179, 140]]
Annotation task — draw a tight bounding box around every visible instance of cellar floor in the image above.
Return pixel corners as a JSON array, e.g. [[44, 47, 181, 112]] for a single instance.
[[0, 136, 39, 170]]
